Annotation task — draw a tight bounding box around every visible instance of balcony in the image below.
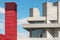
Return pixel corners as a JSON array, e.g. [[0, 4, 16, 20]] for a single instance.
[[22, 23, 60, 29]]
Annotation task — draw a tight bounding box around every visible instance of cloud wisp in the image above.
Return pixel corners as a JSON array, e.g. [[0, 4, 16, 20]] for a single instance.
[[0, 7, 5, 30], [17, 18, 29, 38], [0, 23, 4, 30], [18, 18, 29, 25], [17, 32, 29, 40], [17, 32, 29, 38], [0, 7, 5, 14]]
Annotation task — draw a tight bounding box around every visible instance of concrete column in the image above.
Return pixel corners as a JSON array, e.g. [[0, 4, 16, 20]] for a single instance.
[[54, 29, 58, 38], [42, 2, 53, 16], [42, 29, 46, 38], [57, 2, 60, 23], [58, 29, 60, 38], [46, 29, 54, 38], [29, 30, 32, 37], [54, 2, 60, 23]]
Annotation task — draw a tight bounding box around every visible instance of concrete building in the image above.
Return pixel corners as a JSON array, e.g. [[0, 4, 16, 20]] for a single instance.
[[22, 2, 60, 40]]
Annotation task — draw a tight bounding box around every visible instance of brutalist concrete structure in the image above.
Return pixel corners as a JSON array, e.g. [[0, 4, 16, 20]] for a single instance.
[[22, 2, 60, 40]]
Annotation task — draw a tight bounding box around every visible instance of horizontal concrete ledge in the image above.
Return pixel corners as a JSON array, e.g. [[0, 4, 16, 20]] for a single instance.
[[18, 38, 47, 40], [22, 24, 60, 28], [18, 38, 60, 40], [27, 17, 46, 21]]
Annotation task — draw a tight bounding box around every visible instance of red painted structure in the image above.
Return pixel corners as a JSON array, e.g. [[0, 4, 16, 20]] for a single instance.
[[5, 2, 17, 40], [0, 34, 6, 40], [0, 2, 17, 40]]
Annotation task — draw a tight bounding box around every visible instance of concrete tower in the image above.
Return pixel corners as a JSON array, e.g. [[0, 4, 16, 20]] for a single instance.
[[22, 2, 60, 40]]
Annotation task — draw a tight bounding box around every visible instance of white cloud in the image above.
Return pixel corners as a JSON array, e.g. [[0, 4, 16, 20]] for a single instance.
[[17, 18, 29, 39], [18, 18, 29, 25], [0, 23, 4, 30], [17, 32, 29, 40], [17, 32, 29, 38], [0, 7, 5, 14], [0, 7, 5, 33], [0, 23, 5, 34]]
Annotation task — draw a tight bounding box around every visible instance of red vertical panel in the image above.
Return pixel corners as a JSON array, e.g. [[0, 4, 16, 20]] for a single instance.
[[0, 34, 6, 40], [5, 2, 17, 40]]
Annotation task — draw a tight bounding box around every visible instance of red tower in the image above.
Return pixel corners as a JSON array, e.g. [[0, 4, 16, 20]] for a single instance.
[[5, 2, 17, 40]]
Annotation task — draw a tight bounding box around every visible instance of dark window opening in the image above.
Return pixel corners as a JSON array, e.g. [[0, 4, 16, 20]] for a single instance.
[[50, 20, 58, 23], [28, 21, 46, 24], [30, 29, 46, 38]]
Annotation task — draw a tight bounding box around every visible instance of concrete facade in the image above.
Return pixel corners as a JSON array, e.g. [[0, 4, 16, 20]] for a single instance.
[[30, 8, 40, 18], [22, 2, 60, 40], [43, 2, 57, 23]]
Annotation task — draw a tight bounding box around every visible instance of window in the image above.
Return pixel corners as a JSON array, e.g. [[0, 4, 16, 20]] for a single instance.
[[30, 29, 46, 38], [50, 20, 58, 23]]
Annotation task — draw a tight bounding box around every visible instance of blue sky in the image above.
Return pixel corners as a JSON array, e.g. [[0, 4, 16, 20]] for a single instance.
[[0, 0, 60, 38]]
